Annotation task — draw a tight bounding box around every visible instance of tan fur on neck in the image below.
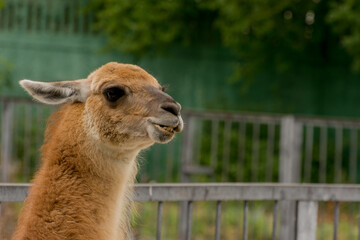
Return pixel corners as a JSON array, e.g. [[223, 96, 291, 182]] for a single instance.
[[12, 104, 137, 240]]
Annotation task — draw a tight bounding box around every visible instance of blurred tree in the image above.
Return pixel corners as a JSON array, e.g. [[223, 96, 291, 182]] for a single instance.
[[90, 0, 220, 56], [90, 0, 360, 80], [327, 0, 360, 71]]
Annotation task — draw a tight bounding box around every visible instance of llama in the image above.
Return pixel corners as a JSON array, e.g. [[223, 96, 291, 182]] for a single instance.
[[11, 62, 183, 240]]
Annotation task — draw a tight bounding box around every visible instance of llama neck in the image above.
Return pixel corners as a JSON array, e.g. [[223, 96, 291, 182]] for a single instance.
[[41, 140, 138, 240], [14, 104, 140, 240]]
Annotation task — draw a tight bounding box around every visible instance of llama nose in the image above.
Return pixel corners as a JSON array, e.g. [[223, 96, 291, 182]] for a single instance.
[[160, 102, 181, 116]]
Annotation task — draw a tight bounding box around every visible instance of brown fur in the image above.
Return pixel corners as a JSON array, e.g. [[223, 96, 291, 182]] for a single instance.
[[12, 62, 183, 240]]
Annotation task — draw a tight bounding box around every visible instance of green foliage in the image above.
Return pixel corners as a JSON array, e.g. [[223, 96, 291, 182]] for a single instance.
[[327, 0, 360, 70], [89, 0, 360, 80], [216, 0, 332, 78], [90, 0, 219, 56]]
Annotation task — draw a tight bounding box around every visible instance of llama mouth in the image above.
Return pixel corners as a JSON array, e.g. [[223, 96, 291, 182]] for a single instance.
[[148, 117, 183, 136], [153, 123, 177, 134]]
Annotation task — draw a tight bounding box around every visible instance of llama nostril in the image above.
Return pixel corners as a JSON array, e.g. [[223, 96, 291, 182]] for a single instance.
[[161, 103, 180, 116]]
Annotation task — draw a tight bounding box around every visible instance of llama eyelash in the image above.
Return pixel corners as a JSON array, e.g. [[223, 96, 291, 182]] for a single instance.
[[161, 85, 169, 92]]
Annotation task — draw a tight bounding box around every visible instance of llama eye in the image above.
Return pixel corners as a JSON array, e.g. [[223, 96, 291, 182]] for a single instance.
[[103, 87, 125, 102]]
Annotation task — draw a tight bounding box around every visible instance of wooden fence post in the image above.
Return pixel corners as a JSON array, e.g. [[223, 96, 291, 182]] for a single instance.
[[279, 116, 302, 240], [296, 201, 318, 240], [1, 101, 14, 183]]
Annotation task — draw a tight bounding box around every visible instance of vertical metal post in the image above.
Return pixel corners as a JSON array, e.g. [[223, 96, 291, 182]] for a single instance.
[[35, 106, 43, 170], [251, 123, 260, 182], [214, 201, 222, 240], [319, 126, 328, 183], [272, 200, 278, 240], [358, 203, 360, 240], [186, 201, 193, 240], [210, 120, 219, 181], [243, 201, 248, 240], [350, 129, 358, 183], [333, 202, 339, 240], [296, 201, 318, 240], [156, 201, 163, 240], [335, 127, 343, 183], [194, 120, 203, 166], [238, 122, 246, 182], [180, 113, 195, 182], [179, 114, 195, 239], [279, 116, 302, 240], [165, 141, 174, 182], [304, 125, 314, 182], [1, 101, 14, 183], [222, 121, 231, 181], [266, 123, 275, 182]]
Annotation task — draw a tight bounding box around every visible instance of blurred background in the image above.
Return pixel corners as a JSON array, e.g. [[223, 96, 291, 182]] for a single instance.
[[1, 0, 360, 239]]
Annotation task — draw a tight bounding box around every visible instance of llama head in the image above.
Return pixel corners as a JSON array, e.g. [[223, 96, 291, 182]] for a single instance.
[[20, 62, 183, 150]]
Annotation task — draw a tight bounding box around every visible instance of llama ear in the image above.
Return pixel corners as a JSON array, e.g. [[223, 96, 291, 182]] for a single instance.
[[19, 79, 90, 105]]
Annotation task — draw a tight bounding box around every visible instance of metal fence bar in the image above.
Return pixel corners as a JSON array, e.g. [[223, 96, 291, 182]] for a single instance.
[[35, 106, 43, 169], [333, 201, 339, 240], [266, 124, 275, 182], [242, 200, 248, 240], [153, 145, 160, 180], [165, 142, 174, 182], [272, 200, 278, 240], [251, 123, 260, 182], [358, 203, 360, 240], [319, 126, 328, 183], [335, 128, 343, 183], [23, 104, 31, 181], [210, 119, 219, 170], [304, 125, 314, 182], [350, 129, 358, 183], [186, 201, 193, 240], [179, 114, 195, 239], [1, 101, 14, 183], [180, 114, 195, 182], [214, 201, 221, 240], [237, 121, 246, 182], [156, 201, 163, 240], [6, 183, 360, 202], [194, 120, 203, 166], [12, 104, 18, 164], [222, 121, 232, 181]]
